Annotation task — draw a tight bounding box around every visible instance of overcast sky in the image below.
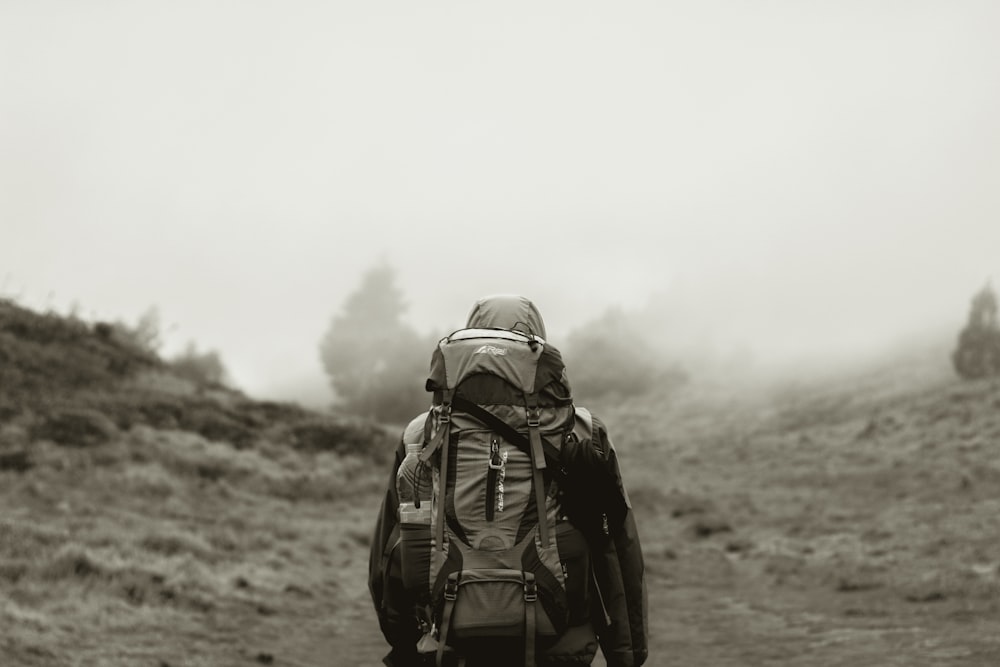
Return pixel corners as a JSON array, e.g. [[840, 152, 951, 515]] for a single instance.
[[2, 1, 998, 403]]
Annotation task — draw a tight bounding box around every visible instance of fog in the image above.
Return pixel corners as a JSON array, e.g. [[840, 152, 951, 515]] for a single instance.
[[2, 1, 998, 404]]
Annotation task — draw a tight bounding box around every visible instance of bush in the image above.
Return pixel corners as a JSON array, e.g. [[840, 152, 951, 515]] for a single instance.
[[169, 342, 229, 387], [31, 408, 118, 448], [0, 449, 33, 473], [319, 264, 433, 423], [286, 414, 392, 458], [953, 284, 1000, 379], [140, 530, 214, 560], [180, 404, 256, 449]]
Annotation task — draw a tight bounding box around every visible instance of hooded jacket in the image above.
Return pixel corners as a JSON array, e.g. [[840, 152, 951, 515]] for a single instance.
[[368, 296, 648, 667]]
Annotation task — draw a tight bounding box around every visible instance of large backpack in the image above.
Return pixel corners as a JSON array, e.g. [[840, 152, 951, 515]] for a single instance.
[[408, 326, 597, 666]]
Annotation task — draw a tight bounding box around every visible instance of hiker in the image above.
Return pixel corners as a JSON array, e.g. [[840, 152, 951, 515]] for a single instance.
[[368, 295, 648, 667]]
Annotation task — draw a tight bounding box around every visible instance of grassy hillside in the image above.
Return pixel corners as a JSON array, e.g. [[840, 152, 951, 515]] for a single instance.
[[0, 300, 394, 666], [2, 298, 999, 666], [600, 357, 1000, 666]]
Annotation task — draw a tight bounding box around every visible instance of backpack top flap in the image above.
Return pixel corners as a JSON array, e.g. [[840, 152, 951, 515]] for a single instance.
[[429, 328, 544, 395]]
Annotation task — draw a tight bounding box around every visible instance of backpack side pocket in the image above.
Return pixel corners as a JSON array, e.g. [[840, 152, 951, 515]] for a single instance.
[[555, 519, 592, 626]]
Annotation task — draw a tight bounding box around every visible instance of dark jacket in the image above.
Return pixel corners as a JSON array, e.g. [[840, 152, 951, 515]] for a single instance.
[[368, 295, 647, 667], [367, 411, 648, 667]]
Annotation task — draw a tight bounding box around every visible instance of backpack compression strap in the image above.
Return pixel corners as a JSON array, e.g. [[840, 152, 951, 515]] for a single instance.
[[525, 393, 549, 550], [449, 396, 561, 466], [420, 389, 454, 554]]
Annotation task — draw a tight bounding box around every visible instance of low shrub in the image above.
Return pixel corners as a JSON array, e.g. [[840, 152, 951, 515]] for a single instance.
[[688, 514, 733, 539], [180, 404, 256, 449], [169, 345, 229, 387], [122, 463, 180, 498], [0, 559, 30, 583], [40, 545, 108, 581], [286, 414, 392, 459], [139, 530, 214, 560], [0, 449, 33, 472], [31, 408, 118, 448]]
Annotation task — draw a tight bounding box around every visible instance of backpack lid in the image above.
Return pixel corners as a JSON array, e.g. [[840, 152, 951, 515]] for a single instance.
[[425, 296, 570, 400], [430, 328, 543, 394]]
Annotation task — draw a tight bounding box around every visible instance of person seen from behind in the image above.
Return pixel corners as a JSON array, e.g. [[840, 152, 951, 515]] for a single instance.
[[368, 295, 648, 667]]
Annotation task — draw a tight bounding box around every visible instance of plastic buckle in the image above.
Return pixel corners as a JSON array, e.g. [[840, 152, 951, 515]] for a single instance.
[[526, 408, 541, 428], [444, 580, 458, 601], [523, 581, 537, 603], [438, 406, 452, 424]]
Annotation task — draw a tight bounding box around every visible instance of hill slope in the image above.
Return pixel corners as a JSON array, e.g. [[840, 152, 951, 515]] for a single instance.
[[0, 300, 394, 666], [2, 299, 999, 666], [600, 358, 1000, 666]]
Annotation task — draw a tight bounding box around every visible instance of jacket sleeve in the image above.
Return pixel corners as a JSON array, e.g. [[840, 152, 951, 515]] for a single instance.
[[563, 413, 649, 667], [368, 438, 402, 631], [601, 418, 648, 667], [367, 439, 422, 666]]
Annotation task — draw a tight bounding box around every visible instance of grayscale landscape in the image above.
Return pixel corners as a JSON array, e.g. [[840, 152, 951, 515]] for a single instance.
[[3, 2, 999, 665]]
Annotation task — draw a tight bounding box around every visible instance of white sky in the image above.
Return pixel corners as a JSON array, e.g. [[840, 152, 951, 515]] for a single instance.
[[2, 1, 999, 403]]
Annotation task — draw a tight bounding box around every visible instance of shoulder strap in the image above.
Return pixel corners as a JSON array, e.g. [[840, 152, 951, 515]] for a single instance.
[[573, 407, 593, 444]]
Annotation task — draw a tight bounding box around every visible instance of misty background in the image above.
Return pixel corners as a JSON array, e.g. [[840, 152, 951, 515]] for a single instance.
[[3, 1, 999, 406]]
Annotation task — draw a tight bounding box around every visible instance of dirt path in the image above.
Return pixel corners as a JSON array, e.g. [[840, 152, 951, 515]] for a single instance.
[[330, 565, 1000, 667]]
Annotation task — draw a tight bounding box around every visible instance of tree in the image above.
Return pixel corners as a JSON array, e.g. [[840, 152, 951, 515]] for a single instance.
[[170, 341, 229, 387], [952, 282, 1000, 379], [130, 306, 163, 353], [319, 264, 431, 423], [104, 306, 163, 360]]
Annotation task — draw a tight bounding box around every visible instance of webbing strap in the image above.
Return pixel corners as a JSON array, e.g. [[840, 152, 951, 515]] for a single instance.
[[430, 391, 453, 554], [525, 394, 549, 549], [450, 396, 561, 465], [528, 422, 547, 471], [436, 429, 450, 554], [524, 394, 547, 471], [420, 392, 453, 464], [524, 574, 537, 667], [437, 574, 459, 667], [436, 591, 456, 667], [531, 462, 548, 549]]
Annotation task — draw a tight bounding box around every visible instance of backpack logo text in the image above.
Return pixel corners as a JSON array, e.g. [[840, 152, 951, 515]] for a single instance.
[[473, 344, 508, 356]]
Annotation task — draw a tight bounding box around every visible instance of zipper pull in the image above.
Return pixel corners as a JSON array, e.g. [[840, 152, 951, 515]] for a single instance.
[[489, 434, 503, 469]]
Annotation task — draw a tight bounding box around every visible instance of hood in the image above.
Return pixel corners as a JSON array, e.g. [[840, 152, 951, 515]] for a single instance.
[[465, 294, 547, 340]]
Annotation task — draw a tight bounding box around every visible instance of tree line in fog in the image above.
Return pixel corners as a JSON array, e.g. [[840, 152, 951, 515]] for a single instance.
[[318, 263, 687, 423]]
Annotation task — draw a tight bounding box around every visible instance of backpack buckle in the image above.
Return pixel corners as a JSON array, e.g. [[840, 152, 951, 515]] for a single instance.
[[438, 406, 452, 425], [444, 579, 458, 601], [525, 407, 541, 428], [523, 580, 537, 603]]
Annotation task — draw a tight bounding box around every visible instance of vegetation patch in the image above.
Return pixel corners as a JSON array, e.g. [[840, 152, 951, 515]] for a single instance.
[[140, 530, 214, 561], [0, 449, 33, 472], [31, 407, 118, 448]]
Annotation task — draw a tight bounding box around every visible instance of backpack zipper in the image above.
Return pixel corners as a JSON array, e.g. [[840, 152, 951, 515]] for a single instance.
[[485, 434, 502, 521]]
